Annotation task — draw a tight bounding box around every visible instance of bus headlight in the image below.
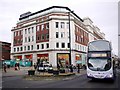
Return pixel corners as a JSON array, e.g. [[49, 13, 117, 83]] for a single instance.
[[106, 74, 113, 78]]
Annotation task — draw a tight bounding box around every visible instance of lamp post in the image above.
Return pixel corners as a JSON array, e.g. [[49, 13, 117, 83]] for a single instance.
[[68, 12, 72, 65]]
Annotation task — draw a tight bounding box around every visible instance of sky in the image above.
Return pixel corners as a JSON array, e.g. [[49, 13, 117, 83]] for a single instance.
[[0, 0, 118, 55]]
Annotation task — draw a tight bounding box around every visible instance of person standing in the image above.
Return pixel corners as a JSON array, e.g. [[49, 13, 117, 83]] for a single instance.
[[3, 63, 7, 73], [69, 64, 73, 73], [33, 63, 37, 70], [77, 64, 80, 73]]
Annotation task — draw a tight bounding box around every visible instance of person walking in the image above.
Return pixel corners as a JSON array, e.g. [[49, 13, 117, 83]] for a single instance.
[[15, 63, 18, 70], [17, 62, 20, 70], [3, 63, 7, 73]]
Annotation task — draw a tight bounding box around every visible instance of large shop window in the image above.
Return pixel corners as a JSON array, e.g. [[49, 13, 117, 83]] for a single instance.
[[76, 54, 82, 67], [57, 53, 69, 68], [25, 54, 33, 61], [37, 54, 49, 64]]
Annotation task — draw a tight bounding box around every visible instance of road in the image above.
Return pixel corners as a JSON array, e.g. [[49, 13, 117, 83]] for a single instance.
[[2, 69, 120, 89]]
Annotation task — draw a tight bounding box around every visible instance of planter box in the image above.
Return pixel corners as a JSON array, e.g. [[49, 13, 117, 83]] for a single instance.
[[48, 69, 53, 73], [28, 70, 35, 75], [53, 70, 59, 75], [59, 69, 65, 73]]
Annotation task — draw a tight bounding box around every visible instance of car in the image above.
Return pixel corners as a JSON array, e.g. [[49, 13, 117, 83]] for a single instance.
[[37, 64, 52, 72]]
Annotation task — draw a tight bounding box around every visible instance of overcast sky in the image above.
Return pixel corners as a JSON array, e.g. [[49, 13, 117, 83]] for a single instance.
[[0, 0, 118, 55]]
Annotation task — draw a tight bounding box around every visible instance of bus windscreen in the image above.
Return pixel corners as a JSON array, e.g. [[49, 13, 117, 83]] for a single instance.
[[88, 40, 111, 51]]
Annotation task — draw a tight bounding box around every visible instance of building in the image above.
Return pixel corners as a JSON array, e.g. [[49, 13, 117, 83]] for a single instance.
[[11, 6, 105, 67], [0, 41, 11, 60]]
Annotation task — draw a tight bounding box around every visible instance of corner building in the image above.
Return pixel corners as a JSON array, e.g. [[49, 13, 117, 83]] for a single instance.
[[11, 6, 105, 67]]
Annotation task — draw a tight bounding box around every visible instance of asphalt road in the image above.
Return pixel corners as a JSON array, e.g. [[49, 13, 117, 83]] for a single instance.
[[2, 71, 120, 89]]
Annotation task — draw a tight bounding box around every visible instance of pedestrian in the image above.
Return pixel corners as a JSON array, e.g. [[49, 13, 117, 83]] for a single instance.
[[15, 63, 18, 70], [3, 63, 7, 73], [77, 64, 80, 73], [17, 62, 20, 70], [69, 64, 73, 73], [33, 63, 37, 70]]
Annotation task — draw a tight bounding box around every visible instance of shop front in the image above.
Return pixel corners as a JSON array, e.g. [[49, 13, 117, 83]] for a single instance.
[[37, 53, 49, 64], [14, 55, 22, 60], [75, 54, 82, 68], [25, 54, 33, 66], [57, 53, 69, 68]]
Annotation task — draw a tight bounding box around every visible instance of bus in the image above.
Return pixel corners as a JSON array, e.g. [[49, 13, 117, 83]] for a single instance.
[[87, 40, 116, 80]]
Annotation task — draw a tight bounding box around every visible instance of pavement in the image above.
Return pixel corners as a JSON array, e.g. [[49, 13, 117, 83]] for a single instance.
[[2, 67, 30, 77], [2, 66, 86, 77]]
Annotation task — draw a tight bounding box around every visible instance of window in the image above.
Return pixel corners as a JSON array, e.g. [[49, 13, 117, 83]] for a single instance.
[[21, 30, 23, 35], [56, 32, 59, 38], [46, 43, 49, 48], [46, 23, 49, 29], [41, 24, 44, 30], [18, 31, 19, 36], [55, 22, 59, 28], [75, 44, 77, 49], [67, 43, 70, 48], [28, 46, 30, 50], [32, 36, 34, 41], [61, 43, 65, 48], [80, 45, 81, 51], [25, 29, 27, 34], [25, 37, 27, 42], [20, 47, 22, 51], [28, 36, 30, 42], [37, 36, 40, 40], [41, 34, 44, 40], [17, 47, 19, 52], [37, 45, 39, 49], [14, 32, 15, 36], [14, 48, 16, 52], [61, 32, 65, 38], [36, 26, 39, 31], [31, 45, 33, 50], [56, 42, 59, 48], [24, 46, 26, 51], [41, 44, 44, 49], [77, 36, 79, 41], [28, 28, 30, 34], [78, 45, 79, 50], [32, 27, 34, 33], [67, 32, 69, 38], [17, 39, 20, 43], [61, 22, 65, 28], [66, 22, 69, 29], [46, 34, 49, 40]]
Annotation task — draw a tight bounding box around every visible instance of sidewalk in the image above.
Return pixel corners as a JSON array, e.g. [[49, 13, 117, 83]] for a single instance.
[[2, 67, 86, 77], [2, 66, 31, 77]]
